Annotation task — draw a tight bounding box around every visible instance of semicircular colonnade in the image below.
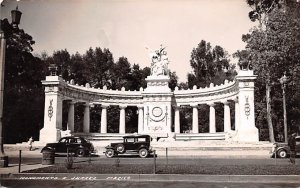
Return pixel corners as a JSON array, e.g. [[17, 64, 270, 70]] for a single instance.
[[39, 69, 258, 143]]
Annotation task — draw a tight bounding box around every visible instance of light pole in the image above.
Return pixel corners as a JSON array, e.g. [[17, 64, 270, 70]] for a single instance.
[[0, 6, 22, 168], [279, 73, 288, 143]]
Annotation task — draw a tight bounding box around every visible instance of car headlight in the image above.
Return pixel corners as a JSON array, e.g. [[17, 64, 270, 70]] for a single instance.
[[271, 144, 277, 153]]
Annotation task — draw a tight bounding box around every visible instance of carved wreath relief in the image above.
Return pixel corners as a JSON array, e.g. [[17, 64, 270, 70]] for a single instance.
[[146, 106, 168, 132], [48, 99, 54, 121], [244, 96, 250, 119]]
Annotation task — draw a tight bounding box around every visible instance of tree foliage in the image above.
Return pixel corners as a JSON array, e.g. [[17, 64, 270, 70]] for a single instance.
[[1, 19, 46, 143], [184, 40, 236, 133], [188, 40, 236, 89], [239, 0, 300, 141]]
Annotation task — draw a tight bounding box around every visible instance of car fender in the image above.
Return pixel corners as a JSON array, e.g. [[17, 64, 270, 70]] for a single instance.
[[105, 145, 114, 150], [138, 145, 148, 150], [40, 146, 55, 153], [276, 146, 290, 153]]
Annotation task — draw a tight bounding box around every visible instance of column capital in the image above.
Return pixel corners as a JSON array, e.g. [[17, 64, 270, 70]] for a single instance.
[[190, 103, 198, 108], [69, 101, 76, 105], [119, 104, 127, 109], [101, 104, 109, 108], [207, 102, 216, 107], [173, 105, 181, 109], [137, 105, 144, 109], [233, 96, 239, 103], [222, 100, 230, 105]]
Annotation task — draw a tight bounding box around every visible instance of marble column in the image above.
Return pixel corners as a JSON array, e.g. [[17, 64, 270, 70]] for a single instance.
[[119, 105, 127, 134], [191, 104, 199, 133], [174, 106, 180, 133], [208, 103, 216, 133], [137, 105, 144, 133], [67, 101, 75, 132], [83, 103, 90, 133], [100, 104, 108, 133], [234, 97, 239, 131], [223, 101, 231, 132]]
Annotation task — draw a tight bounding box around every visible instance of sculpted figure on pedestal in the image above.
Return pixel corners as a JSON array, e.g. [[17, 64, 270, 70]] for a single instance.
[[146, 45, 169, 76]]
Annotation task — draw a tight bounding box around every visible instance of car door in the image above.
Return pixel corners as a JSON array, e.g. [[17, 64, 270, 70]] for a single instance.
[[67, 138, 78, 152], [56, 138, 68, 153], [124, 137, 135, 151], [295, 137, 300, 153]]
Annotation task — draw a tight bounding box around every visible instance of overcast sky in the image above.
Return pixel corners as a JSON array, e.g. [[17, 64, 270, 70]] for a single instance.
[[1, 0, 256, 82]]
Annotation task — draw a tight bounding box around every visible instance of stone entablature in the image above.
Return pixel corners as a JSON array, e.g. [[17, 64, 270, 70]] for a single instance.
[[42, 77, 239, 106], [174, 80, 239, 105]]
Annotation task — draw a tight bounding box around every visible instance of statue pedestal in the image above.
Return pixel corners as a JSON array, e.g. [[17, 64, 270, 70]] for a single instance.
[[142, 75, 172, 138], [144, 75, 171, 93]]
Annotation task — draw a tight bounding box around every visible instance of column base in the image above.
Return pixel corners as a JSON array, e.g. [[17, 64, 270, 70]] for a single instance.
[[236, 126, 259, 142], [0, 155, 8, 167], [39, 128, 61, 143]]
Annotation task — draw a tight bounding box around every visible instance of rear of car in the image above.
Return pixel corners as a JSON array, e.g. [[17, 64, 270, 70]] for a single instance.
[[270, 142, 290, 158], [270, 136, 300, 158]]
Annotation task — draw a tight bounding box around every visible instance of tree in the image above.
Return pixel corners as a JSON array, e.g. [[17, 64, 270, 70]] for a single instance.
[[82, 47, 114, 88], [242, 0, 300, 142], [2, 18, 47, 143], [187, 40, 236, 133], [188, 40, 235, 89], [111, 57, 131, 90]]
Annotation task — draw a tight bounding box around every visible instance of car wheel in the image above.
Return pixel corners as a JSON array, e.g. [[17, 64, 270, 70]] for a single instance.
[[116, 144, 125, 153], [277, 149, 287, 158], [105, 149, 115, 158], [139, 148, 148, 158], [76, 148, 85, 157]]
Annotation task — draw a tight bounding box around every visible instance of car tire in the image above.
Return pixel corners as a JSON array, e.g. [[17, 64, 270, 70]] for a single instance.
[[105, 149, 115, 158], [116, 144, 125, 153], [139, 148, 148, 158], [277, 149, 287, 158], [76, 148, 85, 157]]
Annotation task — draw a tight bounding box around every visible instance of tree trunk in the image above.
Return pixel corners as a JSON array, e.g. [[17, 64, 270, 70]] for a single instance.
[[266, 82, 275, 142]]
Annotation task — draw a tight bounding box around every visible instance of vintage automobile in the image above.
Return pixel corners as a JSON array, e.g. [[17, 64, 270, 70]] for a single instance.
[[41, 136, 95, 157], [271, 136, 300, 158], [104, 134, 153, 158]]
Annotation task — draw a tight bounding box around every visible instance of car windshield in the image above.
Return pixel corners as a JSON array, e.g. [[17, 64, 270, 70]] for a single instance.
[[59, 138, 68, 143], [136, 138, 146, 142], [125, 138, 135, 143]]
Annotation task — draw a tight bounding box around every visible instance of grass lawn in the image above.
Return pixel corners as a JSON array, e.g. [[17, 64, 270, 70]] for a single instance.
[[24, 163, 300, 175]]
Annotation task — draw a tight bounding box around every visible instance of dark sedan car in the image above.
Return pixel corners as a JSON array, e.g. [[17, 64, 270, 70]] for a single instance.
[[41, 136, 95, 157], [104, 134, 153, 158], [271, 136, 300, 158]]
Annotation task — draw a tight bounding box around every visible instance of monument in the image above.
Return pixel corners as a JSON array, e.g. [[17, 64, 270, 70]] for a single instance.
[[143, 46, 172, 139], [39, 46, 259, 143]]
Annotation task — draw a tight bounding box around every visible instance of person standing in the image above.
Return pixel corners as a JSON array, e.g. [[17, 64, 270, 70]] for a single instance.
[[288, 133, 297, 164], [28, 137, 33, 151]]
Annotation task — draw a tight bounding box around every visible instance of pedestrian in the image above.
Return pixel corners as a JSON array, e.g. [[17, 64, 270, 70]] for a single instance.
[[28, 137, 33, 151], [288, 133, 296, 164]]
